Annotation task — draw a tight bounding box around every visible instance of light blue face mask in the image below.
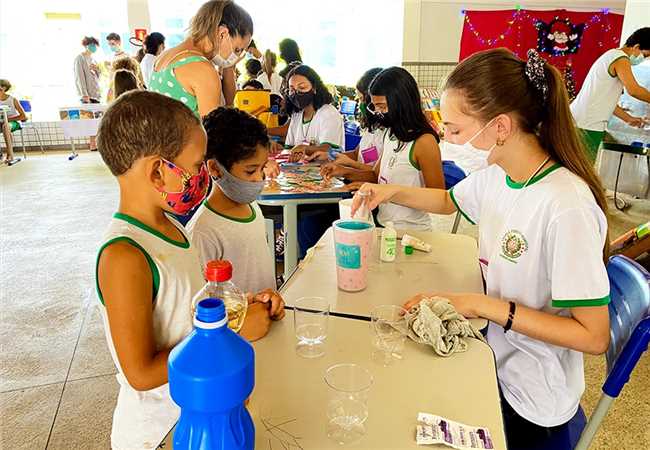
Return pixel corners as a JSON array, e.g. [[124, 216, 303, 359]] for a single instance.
[[630, 53, 646, 66], [213, 161, 265, 204], [87, 44, 97, 53]]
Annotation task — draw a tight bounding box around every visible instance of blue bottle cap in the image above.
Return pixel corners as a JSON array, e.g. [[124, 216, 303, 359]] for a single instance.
[[195, 298, 227, 327]]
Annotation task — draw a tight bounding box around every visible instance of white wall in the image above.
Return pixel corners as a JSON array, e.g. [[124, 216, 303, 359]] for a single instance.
[[621, 0, 650, 43], [403, 0, 626, 62], [127, 0, 151, 32]]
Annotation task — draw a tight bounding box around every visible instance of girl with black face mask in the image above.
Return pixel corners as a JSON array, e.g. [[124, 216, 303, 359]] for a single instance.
[[281, 64, 345, 162], [321, 66, 444, 230]]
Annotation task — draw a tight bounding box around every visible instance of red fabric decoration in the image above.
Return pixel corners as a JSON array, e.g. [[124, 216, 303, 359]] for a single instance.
[[459, 9, 623, 92]]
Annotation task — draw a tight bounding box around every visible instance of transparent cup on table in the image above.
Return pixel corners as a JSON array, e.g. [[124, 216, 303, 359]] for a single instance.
[[325, 363, 374, 445], [293, 296, 329, 358], [354, 190, 372, 222], [370, 305, 408, 366]]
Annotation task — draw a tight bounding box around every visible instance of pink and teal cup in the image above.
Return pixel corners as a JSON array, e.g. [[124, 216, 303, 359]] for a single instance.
[[332, 220, 375, 292]]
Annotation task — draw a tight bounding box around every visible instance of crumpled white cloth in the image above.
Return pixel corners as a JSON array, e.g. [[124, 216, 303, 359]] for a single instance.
[[404, 296, 486, 357]]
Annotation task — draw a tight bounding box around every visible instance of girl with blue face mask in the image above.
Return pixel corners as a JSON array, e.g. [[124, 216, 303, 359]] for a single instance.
[[186, 107, 285, 332], [74, 36, 101, 104], [571, 26, 650, 162]]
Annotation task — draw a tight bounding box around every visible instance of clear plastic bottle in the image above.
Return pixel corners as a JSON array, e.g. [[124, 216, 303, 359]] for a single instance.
[[380, 221, 397, 262], [192, 260, 248, 332]]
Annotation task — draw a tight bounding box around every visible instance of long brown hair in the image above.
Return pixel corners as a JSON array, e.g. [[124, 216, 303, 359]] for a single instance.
[[188, 0, 253, 54], [113, 69, 139, 98], [445, 48, 609, 258], [263, 49, 277, 78]]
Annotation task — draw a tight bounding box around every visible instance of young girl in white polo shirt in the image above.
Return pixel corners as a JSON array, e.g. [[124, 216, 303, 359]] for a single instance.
[[353, 49, 610, 450]]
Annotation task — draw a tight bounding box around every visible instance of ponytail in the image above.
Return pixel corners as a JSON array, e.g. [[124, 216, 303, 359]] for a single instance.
[[445, 48, 609, 260]]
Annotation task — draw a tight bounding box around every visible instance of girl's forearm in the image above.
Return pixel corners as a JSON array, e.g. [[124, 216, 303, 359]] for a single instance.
[[476, 296, 609, 355], [392, 187, 456, 215]]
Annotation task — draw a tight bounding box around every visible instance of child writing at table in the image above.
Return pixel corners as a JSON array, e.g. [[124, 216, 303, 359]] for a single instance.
[[95, 92, 283, 450], [187, 106, 285, 304], [322, 67, 445, 230], [352, 49, 610, 450]]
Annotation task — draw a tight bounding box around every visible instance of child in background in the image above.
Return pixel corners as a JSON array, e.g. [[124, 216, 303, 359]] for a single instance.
[[113, 69, 141, 98], [322, 67, 444, 230], [0, 79, 26, 166], [187, 107, 283, 303], [95, 91, 282, 450], [242, 79, 264, 90], [320, 67, 385, 171], [258, 49, 283, 95], [107, 57, 145, 102]]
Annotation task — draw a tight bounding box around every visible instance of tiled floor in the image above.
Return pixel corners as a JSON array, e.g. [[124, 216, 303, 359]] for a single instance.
[[0, 152, 648, 449]]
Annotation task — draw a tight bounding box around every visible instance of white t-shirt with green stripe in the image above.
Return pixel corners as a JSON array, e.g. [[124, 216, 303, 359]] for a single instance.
[[377, 133, 432, 230], [187, 201, 276, 294], [285, 104, 344, 149], [96, 213, 204, 450], [450, 163, 609, 427]]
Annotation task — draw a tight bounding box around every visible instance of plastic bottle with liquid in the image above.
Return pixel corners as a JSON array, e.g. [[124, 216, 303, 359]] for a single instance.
[[380, 221, 397, 262], [192, 260, 248, 332], [168, 298, 255, 450]]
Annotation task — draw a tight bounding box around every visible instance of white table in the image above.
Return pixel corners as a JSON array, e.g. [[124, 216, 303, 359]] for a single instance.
[[160, 315, 507, 449], [58, 104, 107, 158], [281, 228, 487, 329]]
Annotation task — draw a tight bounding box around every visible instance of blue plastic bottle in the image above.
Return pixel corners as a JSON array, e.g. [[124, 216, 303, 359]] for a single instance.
[[168, 298, 255, 450]]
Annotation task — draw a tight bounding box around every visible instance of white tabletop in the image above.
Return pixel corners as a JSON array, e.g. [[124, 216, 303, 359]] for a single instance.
[[160, 315, 507, 449], [281, 228, 487, 329]]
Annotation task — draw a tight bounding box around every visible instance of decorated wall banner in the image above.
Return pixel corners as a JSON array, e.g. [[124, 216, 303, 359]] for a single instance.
[[459, 8, 624, 92]]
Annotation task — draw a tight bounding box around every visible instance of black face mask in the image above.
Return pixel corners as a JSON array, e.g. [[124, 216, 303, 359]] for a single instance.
[[289, 91, 314, 110]]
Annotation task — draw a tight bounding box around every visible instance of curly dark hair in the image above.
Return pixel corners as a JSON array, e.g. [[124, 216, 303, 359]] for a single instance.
[[625, 27, 650, 50], [242, 79, 264, 90], [356, 67, 383, 131], [81, 36, 99, 47], [202, 107, 269, 170], [281, 64, 333, 116], [369, 66, 437, 143]]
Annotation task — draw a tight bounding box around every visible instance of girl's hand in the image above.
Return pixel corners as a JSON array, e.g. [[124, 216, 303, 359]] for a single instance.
[[334, 152, 356, 167], [304, 150, 328, 162], [627, 116, 647, 128], [320, 163, 346, 181], [264, 159, 280, 179], [403, 292, 483, 318], [254, 289, 286, 320], [289, 145, 308, 162], [350, 183, 401, 216], [345, 181, 365, 192]]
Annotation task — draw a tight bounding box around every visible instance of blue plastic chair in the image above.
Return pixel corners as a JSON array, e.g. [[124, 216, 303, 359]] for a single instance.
[[575, 255, 650, 450], [442, 161, 467, 234]]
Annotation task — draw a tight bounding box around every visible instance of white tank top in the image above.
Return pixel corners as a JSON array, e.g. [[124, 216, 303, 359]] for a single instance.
[[0, 95, 18, 117], [377, 133, 432, 230], [570, 48, 628, 131], [96, 212, 204, 450]]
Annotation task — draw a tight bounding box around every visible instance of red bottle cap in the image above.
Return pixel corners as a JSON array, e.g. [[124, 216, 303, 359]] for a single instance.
[[205, 260, 233, 282]]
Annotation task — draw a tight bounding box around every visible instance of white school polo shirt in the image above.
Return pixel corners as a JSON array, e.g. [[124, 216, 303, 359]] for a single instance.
[[450, 163, 610, 427], [285, 104, 344, 149]]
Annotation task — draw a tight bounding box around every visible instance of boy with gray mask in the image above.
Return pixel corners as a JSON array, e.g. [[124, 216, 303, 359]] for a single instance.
[[187, 107, 284, 311]]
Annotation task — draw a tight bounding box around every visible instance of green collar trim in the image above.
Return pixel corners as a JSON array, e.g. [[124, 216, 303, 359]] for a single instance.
[[203, 200, 256, 223], [113, 213, 189, 248], [506, 163, 562, 189]]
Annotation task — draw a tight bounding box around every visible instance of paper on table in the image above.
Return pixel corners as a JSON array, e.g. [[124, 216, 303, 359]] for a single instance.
[[416, 412, 494, 449]]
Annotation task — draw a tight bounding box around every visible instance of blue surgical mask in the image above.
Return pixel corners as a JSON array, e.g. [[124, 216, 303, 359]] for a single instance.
[[630, 53, 645, 66], [87, 44, 97, 53], [213, 161, 265, 204]]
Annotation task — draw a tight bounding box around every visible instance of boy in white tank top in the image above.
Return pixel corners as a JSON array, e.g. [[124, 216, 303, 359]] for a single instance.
[[95, 91, 282, 450]]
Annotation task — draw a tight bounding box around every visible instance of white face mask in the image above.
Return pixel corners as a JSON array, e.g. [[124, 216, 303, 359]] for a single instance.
[[212, 34, 239, 68], [460, 118, 497, 154]]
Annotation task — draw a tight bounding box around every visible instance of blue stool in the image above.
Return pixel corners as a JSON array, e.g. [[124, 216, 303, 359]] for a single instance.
[[575, 255, 650, 450], [442, 161, 467, 233]]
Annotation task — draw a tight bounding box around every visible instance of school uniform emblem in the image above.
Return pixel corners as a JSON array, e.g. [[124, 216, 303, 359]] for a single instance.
[[500, 230, 528, 263]]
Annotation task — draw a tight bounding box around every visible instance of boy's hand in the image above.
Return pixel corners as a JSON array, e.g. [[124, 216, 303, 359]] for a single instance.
[[239, 302, 272, 342], [289, 145, 308, 162], [254, 289, 286, 320], [321, 163, 346, 181], [264, 159, 280, 179]]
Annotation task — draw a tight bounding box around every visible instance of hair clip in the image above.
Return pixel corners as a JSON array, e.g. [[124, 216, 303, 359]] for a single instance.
[[524, 49, 548, 102]]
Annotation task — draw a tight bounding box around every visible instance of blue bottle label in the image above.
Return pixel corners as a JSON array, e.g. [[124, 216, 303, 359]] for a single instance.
[[335, 243, 361, 269]]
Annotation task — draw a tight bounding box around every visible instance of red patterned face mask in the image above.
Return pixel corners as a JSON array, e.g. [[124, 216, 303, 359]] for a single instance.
[[157, 159, 209, 215]]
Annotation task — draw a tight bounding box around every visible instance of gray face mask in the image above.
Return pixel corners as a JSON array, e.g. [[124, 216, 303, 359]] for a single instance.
[[213, 161, 265, 204]]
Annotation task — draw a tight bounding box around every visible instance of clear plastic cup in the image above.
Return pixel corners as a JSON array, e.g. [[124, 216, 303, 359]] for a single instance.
[[325, 363, 374, 444], [293, 297, 329, 358], [332, 219, 375, 292], [370, 305, 408, 366]]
